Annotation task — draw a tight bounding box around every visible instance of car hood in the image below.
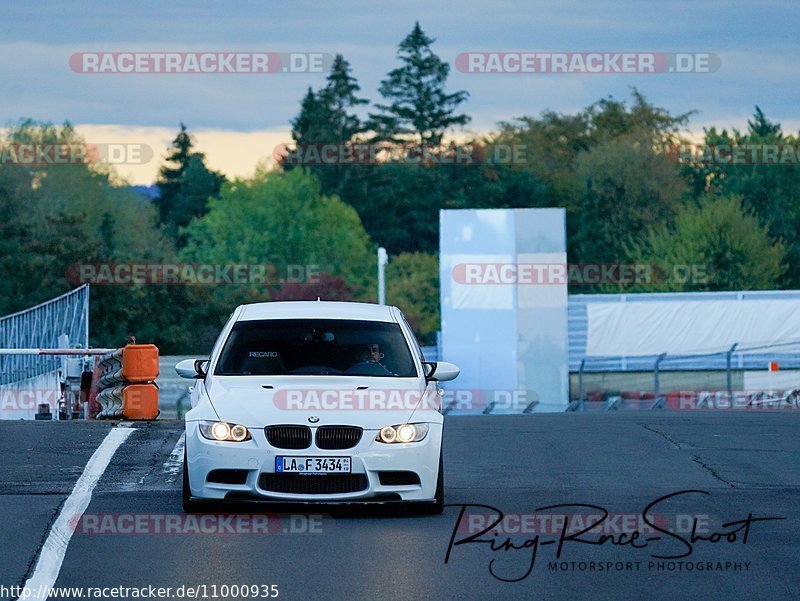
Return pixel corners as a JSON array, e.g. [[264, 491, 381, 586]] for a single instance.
[[204, 375, 440, 430]]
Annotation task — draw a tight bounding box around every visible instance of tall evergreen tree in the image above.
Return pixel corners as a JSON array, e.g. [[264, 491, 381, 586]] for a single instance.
[[291, 88, 330, 144], [319, 55, 369, 143], [747, 106, 782, 138], [369, 22, 470, 145], [290, 55, 368, 146], [287, 55, 368, 194], [156, 123, 225, 241]]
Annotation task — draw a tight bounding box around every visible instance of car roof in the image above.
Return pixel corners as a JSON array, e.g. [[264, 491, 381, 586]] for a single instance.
[[237, 301, 398, 323]]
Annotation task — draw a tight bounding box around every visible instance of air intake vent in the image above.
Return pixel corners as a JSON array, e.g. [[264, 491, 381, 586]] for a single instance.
[[207, 469, 249, 485], [378, 471, 420, 486], [259, 473, 368, 495]]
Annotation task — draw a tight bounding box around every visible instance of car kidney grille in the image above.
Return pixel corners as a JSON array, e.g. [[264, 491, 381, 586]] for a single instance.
[[315, 426, 363, 450], [259, 473, 368, 495], [265, 425, 312, 449]]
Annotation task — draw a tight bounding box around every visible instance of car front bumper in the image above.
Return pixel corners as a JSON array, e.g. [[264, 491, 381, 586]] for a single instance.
[[184, 421, 442, 504]]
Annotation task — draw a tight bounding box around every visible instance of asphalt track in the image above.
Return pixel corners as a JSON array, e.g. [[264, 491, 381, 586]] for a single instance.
[[1, 413, 798, 601]]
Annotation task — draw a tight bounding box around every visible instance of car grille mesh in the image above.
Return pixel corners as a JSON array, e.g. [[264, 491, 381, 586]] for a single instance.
[[259, 473, 368, 495], [315, 426, 363, 450], [265, 425, 312, 449]]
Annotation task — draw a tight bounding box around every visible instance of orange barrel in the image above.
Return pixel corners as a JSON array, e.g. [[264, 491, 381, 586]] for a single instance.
[[122, 383, 159, 420], [121, 344, 160, 382]]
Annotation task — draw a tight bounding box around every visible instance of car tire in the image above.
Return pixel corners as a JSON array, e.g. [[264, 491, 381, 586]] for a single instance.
[[182, 448, 204, 513]]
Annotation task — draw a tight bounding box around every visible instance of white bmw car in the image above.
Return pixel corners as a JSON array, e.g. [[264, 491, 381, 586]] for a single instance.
[[176, 301, 459, 514]]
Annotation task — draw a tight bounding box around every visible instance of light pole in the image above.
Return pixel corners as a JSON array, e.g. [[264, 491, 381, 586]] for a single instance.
[[377, 247, 388, 305]]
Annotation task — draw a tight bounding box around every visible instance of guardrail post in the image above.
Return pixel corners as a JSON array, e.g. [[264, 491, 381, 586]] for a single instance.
[[654, 353, 667, 403], [726, 343, 738, 401]]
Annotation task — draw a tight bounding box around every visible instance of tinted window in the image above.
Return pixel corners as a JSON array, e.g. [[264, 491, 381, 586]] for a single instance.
[[215, 319, 417, 377]]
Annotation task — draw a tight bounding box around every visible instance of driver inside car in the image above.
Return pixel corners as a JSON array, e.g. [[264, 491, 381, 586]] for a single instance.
[[349, 344, 393, 375]]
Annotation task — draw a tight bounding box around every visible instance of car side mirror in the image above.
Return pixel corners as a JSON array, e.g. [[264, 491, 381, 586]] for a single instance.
[[176, 358, 208, 379], [424, 361, 460, 382]]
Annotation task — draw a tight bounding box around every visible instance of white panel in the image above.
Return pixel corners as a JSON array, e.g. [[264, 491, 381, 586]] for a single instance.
[[587, 299, 800, 357], [743, 370, 800, 391], [516, 252, 569, 309], [446, 253, 514, 310]]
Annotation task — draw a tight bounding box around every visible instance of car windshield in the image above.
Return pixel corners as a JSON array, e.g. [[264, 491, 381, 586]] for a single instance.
[[214, 318, 417, 377]]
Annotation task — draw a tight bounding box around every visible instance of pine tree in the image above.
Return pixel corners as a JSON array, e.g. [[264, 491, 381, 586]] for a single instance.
[[156, 123, 193, 223], [369, 22, 470, 146], [291, 88, 330, 144], [747, 106, 782, 138], [320, 55, 369, 142], [291, 56, 368, 145], [156, 124, 225, 241], [287, 55, 368, 194]]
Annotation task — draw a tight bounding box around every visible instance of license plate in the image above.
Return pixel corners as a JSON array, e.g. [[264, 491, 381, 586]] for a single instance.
[[275, 456, 351, 474]]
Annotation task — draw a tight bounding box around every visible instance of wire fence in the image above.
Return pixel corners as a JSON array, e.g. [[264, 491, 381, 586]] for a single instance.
[[0, 285, 90, 385]]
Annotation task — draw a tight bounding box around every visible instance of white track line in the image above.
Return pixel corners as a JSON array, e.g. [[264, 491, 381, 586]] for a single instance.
[[21, 427, 134, 600], [162, 432, 186, 483]]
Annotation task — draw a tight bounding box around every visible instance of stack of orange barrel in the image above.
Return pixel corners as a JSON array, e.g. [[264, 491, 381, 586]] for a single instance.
[[93, 344, 160, 420]]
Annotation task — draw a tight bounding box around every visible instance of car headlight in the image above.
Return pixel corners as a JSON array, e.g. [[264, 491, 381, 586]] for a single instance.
[[375, 423, 429, 444], [199, 421, 251, 442]]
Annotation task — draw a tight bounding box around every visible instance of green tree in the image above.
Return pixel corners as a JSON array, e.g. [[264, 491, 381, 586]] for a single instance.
[[682, 108, 800, 287], [625, 195, 785, 292], [291, 56, 368, 146], [156, 124, 225, 240], [291, 88, 329, 145], [0, 120, 205, 353], [181, 168, 375, 307], [369, 22, 470, 145], [585, 89, 693, 145], [572, 131, 688, 272], [492, 91, 695, 271], [287, 55, 369, 195], [386, 252, 440, 344]]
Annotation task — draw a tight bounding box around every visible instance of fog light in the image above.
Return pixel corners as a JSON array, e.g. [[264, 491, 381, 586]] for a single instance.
[[396, 424, 416, 443], [379, 426, 397, 443]]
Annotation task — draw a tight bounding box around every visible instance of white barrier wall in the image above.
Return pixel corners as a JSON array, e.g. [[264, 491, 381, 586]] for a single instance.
[[440, 208, 569, 412], [587, 299, 800, 356], [0, 371, 61, 420]]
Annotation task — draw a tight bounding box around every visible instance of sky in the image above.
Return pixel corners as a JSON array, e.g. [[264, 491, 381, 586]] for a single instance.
[[1, 0, 797, 184]]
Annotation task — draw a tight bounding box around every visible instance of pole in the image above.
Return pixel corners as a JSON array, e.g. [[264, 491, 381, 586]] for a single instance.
[[726, 343, 738, 401], [654, 353, 667, 401], [377, 247, 388, 305]]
